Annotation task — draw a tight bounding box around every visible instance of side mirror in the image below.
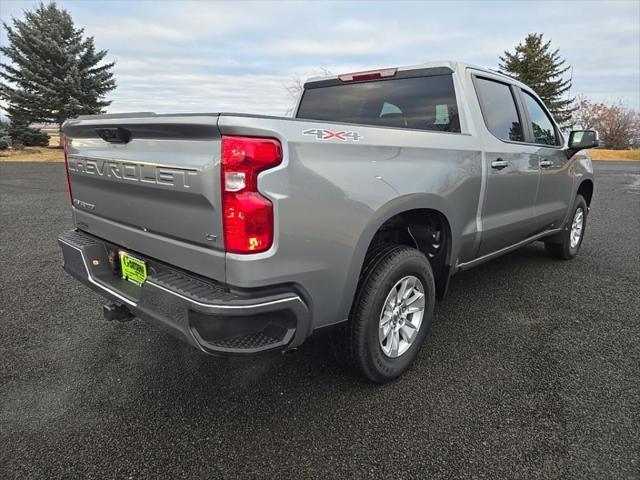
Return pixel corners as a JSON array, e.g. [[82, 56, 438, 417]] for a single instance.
[[568, 130, 599, 150]]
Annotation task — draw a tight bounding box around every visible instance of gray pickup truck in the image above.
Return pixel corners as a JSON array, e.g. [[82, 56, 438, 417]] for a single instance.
[[58, 61, 597, 382]]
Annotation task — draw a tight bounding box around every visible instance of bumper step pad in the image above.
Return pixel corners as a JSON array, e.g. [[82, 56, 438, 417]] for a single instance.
[[149, 269, 239, 304], [209, 331, 281, 350]]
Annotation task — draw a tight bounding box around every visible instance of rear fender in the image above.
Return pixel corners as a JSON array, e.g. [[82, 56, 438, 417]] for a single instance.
[[336, 194, 456, 321]]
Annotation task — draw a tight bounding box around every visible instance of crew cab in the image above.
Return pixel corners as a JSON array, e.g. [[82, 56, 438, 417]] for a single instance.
[[58, 61, 597, 382]]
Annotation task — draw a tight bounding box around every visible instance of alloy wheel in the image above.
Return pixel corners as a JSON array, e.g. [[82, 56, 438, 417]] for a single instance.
[[378, 275, 426, 358]]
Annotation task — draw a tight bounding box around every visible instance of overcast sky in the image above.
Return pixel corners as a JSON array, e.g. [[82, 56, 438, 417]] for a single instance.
[[1, 0, 639, 116]]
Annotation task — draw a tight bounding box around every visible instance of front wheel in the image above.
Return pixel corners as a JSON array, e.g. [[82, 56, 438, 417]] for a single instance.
[[335, 245, 436, 383], [545, 194, 588, 260]]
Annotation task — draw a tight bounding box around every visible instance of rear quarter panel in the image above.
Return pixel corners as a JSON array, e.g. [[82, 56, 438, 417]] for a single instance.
[[218, 115, 483, 331]]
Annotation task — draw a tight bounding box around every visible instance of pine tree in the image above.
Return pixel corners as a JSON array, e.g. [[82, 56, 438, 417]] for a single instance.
[[499, 33, 574, 125], [0, 2, 116, 136]]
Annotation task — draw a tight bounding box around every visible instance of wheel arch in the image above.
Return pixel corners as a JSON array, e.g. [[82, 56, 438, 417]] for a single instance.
[[337, 194, 456, 322], [577, 178, 594, 207]]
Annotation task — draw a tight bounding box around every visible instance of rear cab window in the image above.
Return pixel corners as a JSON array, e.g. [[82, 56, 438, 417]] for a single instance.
[[473, 76, 524, 142], [296, 70, 461, 133]]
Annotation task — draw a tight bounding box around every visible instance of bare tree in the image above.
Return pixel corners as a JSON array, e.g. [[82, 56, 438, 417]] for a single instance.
[[598, 102, 640, 149], [571, 94, 602, 130], [284, 77, 305, 116], [285, 67, 333, 116], [571, 96, 639, 149]]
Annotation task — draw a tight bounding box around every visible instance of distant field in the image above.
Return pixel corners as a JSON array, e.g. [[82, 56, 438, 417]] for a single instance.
[[0, 146, 63, 162], [49, 134, 61, 147], [588, 149, 640, 161], [0, 133, 63, 162], [0, 133, 60, 161]]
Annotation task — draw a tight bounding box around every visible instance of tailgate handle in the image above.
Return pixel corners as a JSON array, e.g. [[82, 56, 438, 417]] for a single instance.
[[96, 127, 132, 144]]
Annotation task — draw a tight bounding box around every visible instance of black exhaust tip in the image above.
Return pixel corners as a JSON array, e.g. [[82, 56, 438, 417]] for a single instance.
[[103, 303, 135, 322]]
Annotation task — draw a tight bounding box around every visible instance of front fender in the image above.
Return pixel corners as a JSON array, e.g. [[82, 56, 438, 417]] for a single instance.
[[562, 151, 594, 226]]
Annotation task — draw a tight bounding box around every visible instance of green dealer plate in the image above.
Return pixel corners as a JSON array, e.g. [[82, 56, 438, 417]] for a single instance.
[[119, 251, 147, 285]]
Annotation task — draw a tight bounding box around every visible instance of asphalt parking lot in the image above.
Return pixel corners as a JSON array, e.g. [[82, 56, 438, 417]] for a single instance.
[[1, 161, 638, 479]]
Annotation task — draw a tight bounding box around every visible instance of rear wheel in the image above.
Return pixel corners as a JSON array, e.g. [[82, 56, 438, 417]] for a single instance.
[[545, 194, 588, 260], [334, 245, 436, 383]]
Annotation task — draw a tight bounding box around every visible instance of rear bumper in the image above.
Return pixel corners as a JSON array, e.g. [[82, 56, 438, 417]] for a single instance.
[[58, 229, 310, 355]]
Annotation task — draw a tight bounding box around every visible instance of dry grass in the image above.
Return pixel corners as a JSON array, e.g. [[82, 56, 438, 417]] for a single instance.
[[0, 132, 63, 162], [49, 134, 61, 148], [0, 146, 63, 162], [588, 149, 640, 161]]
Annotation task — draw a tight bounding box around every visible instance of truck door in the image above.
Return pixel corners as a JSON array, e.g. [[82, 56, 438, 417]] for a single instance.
[[473, 76, 541, 256], [518, 89, 574, 231]]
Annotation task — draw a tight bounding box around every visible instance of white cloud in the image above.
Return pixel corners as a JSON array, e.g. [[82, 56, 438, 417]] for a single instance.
[[261, 39, 380, 56], [108, 72, 296, 116]]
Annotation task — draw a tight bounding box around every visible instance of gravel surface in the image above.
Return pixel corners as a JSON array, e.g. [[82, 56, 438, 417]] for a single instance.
[[1, 161, 639, 479]]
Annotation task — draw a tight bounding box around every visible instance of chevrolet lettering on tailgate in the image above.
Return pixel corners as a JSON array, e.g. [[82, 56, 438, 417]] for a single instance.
[[68, 157, 198, 189]]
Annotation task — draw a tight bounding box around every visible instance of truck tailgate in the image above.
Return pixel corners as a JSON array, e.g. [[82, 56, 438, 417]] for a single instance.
[[63, 114, 225, 279]]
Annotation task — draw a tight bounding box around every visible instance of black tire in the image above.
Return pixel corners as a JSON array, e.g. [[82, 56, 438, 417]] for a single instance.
[[545, 194, 588, 260], [334, 245, 436, 383]]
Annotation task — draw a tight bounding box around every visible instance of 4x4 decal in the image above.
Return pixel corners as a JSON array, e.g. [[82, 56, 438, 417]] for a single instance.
[[303, 128, 363, 142]]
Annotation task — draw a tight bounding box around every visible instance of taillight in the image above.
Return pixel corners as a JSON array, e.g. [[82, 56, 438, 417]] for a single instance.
[[220, 136, 282, 254], [63, 134, 73, 204]]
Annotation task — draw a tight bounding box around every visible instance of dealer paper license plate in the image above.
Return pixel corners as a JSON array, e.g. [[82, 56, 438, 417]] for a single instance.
[[119, 251, 147, 285]]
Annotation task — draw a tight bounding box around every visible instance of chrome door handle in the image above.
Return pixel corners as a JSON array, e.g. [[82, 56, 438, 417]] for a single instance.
[[540, 160, 553, 168], [491, 159, 508, 170]]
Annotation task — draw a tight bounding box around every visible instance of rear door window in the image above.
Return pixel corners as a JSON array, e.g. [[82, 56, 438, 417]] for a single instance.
[[297, 74, 461, 133], [522, 91, 559, 146], [474, 77, 524, 142]]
